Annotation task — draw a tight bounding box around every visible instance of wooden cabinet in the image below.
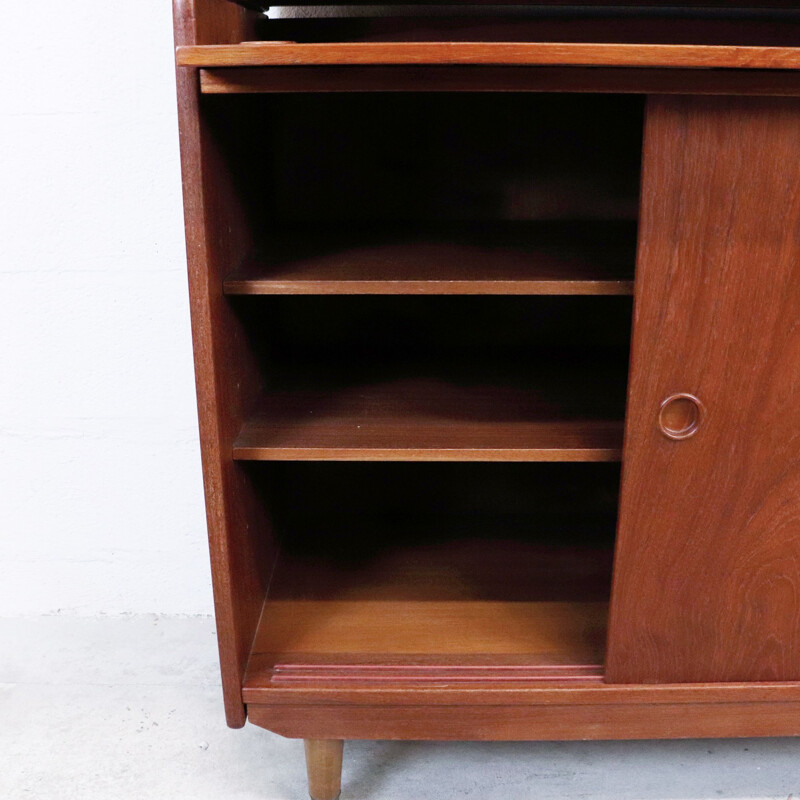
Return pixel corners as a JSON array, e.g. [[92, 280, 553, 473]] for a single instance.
[[173, 2, 800, 797]]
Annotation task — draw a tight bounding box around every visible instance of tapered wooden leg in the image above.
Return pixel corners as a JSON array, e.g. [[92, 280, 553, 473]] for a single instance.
[[304, 739, 344, 800]]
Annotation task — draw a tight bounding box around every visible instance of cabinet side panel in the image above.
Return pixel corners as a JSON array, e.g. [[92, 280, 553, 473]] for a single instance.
[[174, 0, 272, 728], [607, 96, 800, 683]]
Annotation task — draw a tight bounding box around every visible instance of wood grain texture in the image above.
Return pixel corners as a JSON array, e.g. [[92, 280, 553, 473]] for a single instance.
[[173, 0, 273, 728], [249, 699, 800, 741], [224, 222, 635, 296], [178, 41, 800, 69], [233, 380, 624, 462], [201, 66, 800, 96], [248, 601, 607, 658], [607, 96, 800, 684]]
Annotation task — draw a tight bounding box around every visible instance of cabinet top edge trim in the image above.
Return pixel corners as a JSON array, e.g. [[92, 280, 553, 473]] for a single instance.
[[177, 41, 800, 69]]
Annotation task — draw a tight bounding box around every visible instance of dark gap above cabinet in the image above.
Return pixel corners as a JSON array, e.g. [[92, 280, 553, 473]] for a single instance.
[[250, 14, 800, 47]]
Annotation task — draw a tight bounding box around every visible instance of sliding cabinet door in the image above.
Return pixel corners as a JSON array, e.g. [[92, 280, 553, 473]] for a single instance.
[[607, 96, 800, 683]]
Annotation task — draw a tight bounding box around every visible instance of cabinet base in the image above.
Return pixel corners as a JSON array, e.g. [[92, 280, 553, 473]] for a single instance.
[[249, 696, 800, 741]]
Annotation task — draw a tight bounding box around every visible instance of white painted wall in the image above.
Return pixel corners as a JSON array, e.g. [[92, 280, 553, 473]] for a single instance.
[[0, 2, 549, 618], [0, 2, 212, 615]]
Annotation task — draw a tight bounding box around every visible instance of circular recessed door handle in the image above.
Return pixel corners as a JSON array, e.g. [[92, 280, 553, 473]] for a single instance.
[[658, 393, 704, 440]]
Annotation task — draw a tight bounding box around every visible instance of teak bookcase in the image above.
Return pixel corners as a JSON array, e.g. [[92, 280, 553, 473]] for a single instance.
[[174, 2, 800, 797]]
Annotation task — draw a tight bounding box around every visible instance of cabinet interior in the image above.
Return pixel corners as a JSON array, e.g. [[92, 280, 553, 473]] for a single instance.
[[204, 91, 644, 687], [210, 92, 643, 286], [244, 462, 618, 685]]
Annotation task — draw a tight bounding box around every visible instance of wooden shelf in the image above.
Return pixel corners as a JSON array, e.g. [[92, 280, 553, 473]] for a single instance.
[[225, 222, 635, 296], [245, 602, 607, 686], [243, 534, 611, 698], [178, 41, 800, 70], [233, 378, 624, 462]]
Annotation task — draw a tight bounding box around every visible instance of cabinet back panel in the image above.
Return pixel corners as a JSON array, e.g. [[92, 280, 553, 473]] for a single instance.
[[204, 93, 643, 231], [234, 295, 632, 397], [249, 462, 619, 603]]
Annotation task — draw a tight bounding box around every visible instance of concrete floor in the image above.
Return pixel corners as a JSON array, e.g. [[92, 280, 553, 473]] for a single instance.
[[1, 616, 798, 800]]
